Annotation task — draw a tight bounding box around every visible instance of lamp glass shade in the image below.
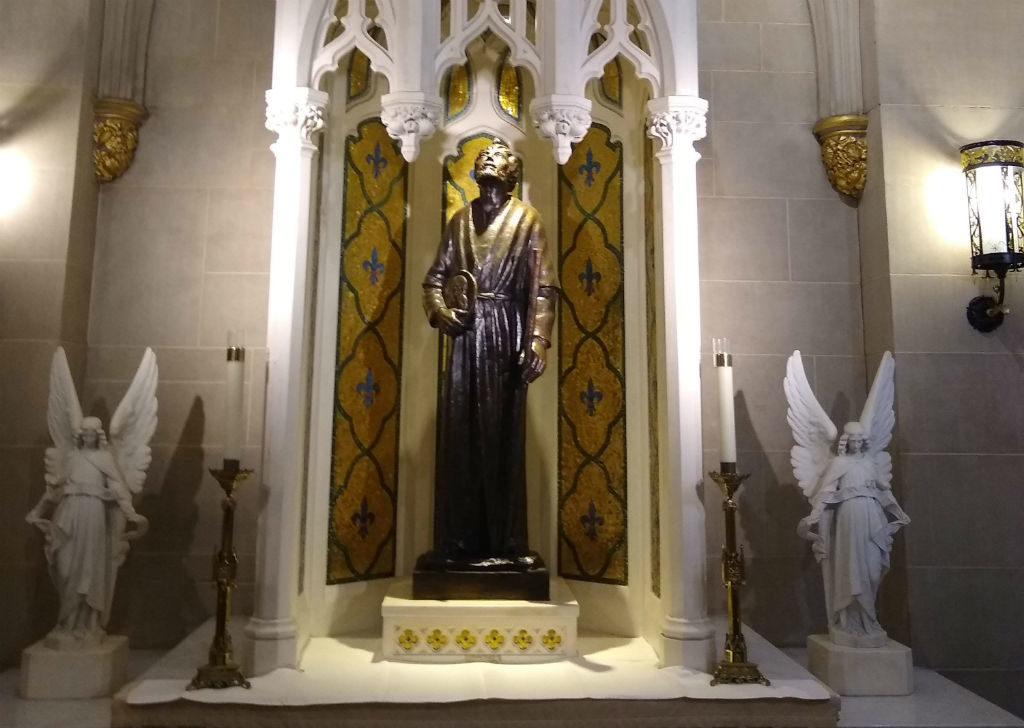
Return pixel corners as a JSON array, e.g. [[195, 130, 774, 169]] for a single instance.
[[961, 140, 1024, 271]]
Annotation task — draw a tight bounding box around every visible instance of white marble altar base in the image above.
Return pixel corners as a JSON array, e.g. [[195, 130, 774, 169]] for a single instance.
[[20, 635, 128, 699], [381, 577, 579, 662], [807, 633, 913, 696]]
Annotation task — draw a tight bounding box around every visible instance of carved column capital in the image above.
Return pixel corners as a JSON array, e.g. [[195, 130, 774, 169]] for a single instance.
[[645, 96, 708, 158], [379, 91, 441, 163], [265, 88, 329, 150], [529, 95, 593, 165]]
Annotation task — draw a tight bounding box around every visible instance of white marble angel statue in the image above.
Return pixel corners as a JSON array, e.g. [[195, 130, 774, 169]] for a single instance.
[[784, 350, 910, 648], [25, 347, 157, 649]]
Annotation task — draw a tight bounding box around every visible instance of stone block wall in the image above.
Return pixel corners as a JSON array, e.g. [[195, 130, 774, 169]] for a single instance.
[[861, 0, 1024, 717], [81, 0, 276, 649], [0, 0, 103, 668], [695, 0, 867, 646]]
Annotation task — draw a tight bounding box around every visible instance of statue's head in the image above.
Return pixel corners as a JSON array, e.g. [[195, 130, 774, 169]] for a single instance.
[[838, 421, 866, 454], [474, 139, 520, 190], [77, 416, 107, 449]]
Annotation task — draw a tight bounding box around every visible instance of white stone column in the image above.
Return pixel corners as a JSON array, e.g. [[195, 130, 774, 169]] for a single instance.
[[646, 94, 715, 672], [244, 86, 327, 675]]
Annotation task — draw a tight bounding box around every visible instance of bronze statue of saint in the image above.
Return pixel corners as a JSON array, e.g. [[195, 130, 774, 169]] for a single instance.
[[414, 140, 558, 599]]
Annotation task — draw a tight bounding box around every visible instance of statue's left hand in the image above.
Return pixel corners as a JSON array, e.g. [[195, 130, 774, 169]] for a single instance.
[[521, 338, 547, 383]]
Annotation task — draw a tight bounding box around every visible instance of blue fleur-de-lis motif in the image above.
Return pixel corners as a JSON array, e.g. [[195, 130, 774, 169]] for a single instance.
[[356, 368, 380, 408], [351, 496, 375, 539], [580, 377, 603, 416], [580, 500, 604, 540], [578, 258, 602, 296], [365, 142, 387, 178], [362, 246, 385, 285], [578, 148, 601, 186]]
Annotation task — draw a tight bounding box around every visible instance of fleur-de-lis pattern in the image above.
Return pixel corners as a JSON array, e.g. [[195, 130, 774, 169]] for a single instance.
[[356, 368, 380, 408], [578, 148, 602, 187], [329, 120, 407, 584], [558, 124, 627, 585], [362, 246, 385, 284], [365, 141, 388, 178], [580, 378, 603, 416], [580, 500, 605, 540], [350, 496, 375, 539], [578, 258, 602, 295]]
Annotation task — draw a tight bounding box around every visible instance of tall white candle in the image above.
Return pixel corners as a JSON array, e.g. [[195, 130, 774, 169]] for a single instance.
[[713, 337, 737, 463], [225, 330, 245, 462]]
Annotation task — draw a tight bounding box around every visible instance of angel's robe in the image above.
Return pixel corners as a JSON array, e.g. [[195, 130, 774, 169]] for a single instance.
[[805, 452, 910, 645], [423, 195, 558, 557], [48, 447, 128, 634]]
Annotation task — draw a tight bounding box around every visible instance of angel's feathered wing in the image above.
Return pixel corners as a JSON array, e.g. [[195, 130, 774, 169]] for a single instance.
[[45, 347, 83, 488], [859, 351, 895, 490], [109, 348, 158, 494], [784, 350, 838, 499]]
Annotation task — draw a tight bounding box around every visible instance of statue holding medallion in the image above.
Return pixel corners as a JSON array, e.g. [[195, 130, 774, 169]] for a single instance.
[[414, 139, 559, 600]]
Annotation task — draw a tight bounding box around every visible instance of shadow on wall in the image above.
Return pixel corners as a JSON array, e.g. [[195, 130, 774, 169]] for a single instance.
[[726, 391, 827, 647], [101, 396, 208, 647]]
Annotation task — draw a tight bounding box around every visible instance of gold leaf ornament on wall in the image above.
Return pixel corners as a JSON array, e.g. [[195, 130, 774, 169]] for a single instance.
[[93, 99, 148, 183], [813, 114, 868, 200]]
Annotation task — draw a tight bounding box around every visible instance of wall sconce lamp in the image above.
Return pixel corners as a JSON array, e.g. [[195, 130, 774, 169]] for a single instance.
[[961, 140, 1024, 332]]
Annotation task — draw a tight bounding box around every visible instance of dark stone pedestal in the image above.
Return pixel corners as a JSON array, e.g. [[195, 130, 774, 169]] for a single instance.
[[412, 550, 550, 601]]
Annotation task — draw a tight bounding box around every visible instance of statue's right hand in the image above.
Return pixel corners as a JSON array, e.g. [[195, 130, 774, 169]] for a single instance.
[[435, 307, 469, 337]]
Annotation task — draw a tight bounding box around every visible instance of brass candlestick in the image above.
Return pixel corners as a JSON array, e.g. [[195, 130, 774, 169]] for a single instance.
[[188, 459, 252, 690], [709, 462, 769, 686]]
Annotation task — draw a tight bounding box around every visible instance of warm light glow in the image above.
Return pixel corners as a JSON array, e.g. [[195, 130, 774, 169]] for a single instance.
[[924, 165, 967, 250], [0, 148, 33, 218], [973, 165, 1013, 254]]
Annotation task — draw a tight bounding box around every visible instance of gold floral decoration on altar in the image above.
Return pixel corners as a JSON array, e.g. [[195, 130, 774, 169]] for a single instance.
[[327, 119, 407, 584], [93, 99, 148, 183], [557, 124, 627, 585], [513, 629, 534, 651], [813, 114, 868, 200], [542, 629, 562, 651]]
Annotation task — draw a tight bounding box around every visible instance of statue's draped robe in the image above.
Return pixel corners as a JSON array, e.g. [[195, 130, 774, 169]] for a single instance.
[[800, 453, 910, 644], [424, 197, 558, 557], [48, 449, 127, 631]]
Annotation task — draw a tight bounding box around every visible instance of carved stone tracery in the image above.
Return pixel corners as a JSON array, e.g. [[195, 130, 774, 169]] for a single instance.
[[645, 97, 708, 156], [379, 93, 442, 162], [529, 96, 592, 165]]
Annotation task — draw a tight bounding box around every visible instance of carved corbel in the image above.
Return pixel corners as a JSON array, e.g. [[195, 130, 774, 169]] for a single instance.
[[379, 92, 441, 163], [813, 114, 867, 199], [93, 99, 148, 183], [808, 0, 867, 200], [93, 0, 154, 183], [530, 95, 592, 165]]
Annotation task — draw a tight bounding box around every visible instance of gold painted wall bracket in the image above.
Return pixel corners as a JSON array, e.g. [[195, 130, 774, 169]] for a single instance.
[[93, 98, 148, 183], [813, 113, 868, 200]]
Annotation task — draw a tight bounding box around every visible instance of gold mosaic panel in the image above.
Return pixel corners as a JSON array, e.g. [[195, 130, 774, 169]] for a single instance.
[[496, 54, 521, 122], [443, 61, 472, 121], [328, 119, 407, 584], [557, 124, 627, 584], [347, 48, 372, 104], [600, 57, 622, 108]]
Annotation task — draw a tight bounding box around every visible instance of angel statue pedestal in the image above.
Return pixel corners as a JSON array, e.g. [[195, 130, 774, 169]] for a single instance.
[[20, 347, 157, 698], [784, 350, 912, 696]]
